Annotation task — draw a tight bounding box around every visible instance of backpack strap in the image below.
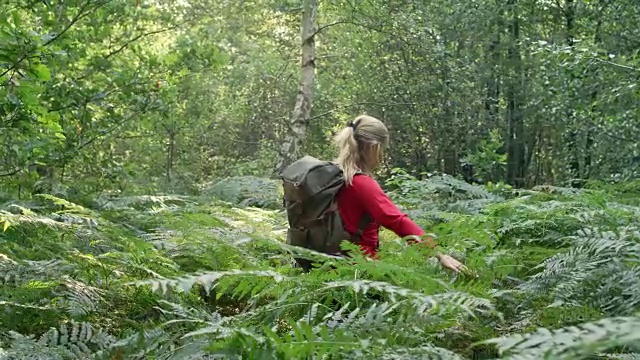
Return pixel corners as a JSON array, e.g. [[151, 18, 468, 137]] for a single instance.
[[351, 213, 372, 243], [349, 172, 372, 243]]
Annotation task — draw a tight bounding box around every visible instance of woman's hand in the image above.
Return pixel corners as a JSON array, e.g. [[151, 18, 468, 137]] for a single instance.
[[437, 254, 468, 274]]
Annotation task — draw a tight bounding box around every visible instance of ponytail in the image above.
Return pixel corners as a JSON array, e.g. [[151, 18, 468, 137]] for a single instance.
[[334, 123, 361, 185]]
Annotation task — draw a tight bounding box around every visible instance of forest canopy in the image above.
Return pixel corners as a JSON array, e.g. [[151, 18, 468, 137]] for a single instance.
[[1, 0, 639, 197]]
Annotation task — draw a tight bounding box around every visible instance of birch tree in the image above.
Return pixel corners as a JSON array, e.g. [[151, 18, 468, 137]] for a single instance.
[[274, 0, 318, 175]]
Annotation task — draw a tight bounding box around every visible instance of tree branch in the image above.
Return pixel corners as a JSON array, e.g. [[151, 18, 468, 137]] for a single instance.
[[589, 57, 640, 72], [0, 166, 26, 177], [0, 0, 109, 79], [75, 94, 156, 153], [595, 126, 634, 143], [311, 18, 439, 49], [311, 20, 352, 37], [104, 26, 179, 59], [308, 101, 431, 121]]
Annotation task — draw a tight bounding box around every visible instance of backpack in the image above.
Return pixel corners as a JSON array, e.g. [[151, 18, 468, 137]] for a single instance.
[[280, 156, 370, 269]]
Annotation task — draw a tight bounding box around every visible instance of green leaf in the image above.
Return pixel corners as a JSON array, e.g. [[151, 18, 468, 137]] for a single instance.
[[10, 11, 21, 28], [32, 64, 51, 81]]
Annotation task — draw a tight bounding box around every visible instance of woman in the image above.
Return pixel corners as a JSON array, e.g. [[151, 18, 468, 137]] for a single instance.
[[335, 115, 466, 273]]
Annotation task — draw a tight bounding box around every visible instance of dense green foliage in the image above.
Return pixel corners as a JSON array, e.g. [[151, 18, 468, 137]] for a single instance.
[[2, 0, 639, 195], [1, 175, 639, 359], [2, 0, 640, 358]]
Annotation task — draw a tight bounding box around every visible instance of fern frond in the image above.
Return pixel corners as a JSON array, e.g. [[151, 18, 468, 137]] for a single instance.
[[263, 319, 367, 359], [312, 301, 399, 332], [4, 321, 115, 359], [93, 328, 169, 360], [139, 228, 181, 251], [520, 226, 640, 315], [162, 337, 213, 360], [0, 257, 68, 285], [480, 316, 640, 359], [200, 176, 282, 209], [377, 344, 467, 359], [447, 198, 501, 215], [132, 269, 288, 295], [155, 300, 216, 325], [531, 185, 587, 196], [35, 194, 95, 215], [597, 353, 640, 360], [496, 219, 564, 246], [95, 194, 193, 211], [0, 209, 69, 230], [325, 280, 494, 317], [49, 213, 99, 229], [58, 277, 105, 317], [0, 300, 54, 311]]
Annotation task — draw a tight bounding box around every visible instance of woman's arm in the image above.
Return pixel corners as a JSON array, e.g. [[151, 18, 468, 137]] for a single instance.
[[351, 175, 438, 249]]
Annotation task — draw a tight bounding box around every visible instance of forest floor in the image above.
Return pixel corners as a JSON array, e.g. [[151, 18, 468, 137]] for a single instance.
[[1, 175, 639, 359]]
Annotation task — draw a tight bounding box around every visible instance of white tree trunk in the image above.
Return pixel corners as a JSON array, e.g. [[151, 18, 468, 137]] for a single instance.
[[274, 0, 317, 175]]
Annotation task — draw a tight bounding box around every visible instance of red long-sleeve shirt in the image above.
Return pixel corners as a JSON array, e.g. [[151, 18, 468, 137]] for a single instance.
[[337, 174, 429, 257]]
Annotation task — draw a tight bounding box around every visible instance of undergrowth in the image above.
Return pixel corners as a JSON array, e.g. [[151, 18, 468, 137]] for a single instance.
[[0, 175, 639, 359]]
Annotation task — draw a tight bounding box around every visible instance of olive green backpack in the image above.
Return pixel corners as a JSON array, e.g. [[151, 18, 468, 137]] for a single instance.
[[280, 156, 370, 271]]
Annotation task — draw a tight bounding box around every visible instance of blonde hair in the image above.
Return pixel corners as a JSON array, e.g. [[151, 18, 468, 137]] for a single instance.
[[334, 115, 389, 185]]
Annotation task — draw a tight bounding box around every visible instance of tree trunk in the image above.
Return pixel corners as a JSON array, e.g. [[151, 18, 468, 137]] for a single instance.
[[163, 114, 177, 184], [563, 0, 581, 181], [166, 131, 175, 183], [505, 0, 526, 188], [584, 0, 605, 179], [484, 7, 503, 131], [273, 0, 317, 175]]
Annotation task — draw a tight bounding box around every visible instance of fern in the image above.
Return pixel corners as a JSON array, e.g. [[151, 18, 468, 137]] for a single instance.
[[447, 198, 501, 215], [598, 354, 640, 359], [480, 316, 640, 359], [95, 194, 193, 211], [200, 176, 282, 209], [57, 278, 105, 317], [92, 328, 169, 360], [0, 300, 54, 311], [133, 269, 287, 295], [0, 255, 67, 285], [3, 322, 115, 359], [376, 345, 467, 359], [34, 194, 96, 215], [1, 177, 639, 359], [531, 185, 589, 196], [0, 209, 69, 230], [520, 226, 640, 315], [324, 280, 494, 318]]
